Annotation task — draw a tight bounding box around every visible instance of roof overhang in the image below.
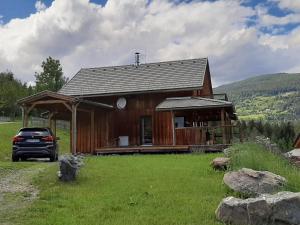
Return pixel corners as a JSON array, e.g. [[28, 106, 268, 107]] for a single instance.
[[17, 90, 114, 110], [18, 90, 75, 105], [156, 96, 237, 119]]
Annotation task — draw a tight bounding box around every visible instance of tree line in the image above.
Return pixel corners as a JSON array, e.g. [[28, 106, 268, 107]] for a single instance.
[[0, 57, 68, 119], [239, 120, 296, 151]]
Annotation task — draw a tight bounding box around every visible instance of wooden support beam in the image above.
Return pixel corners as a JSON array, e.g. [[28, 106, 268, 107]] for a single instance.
[[48, 112, 54, 130], [71, 103, 79, 155], [53, 115, 57, 136], [90, 110, 95, 153], [29, 100, 71, 105], [27, 103, 37, 115], [77, 108, 93, 113], [171, 111, 176, 146], [62, 102, 72, 112], [221, 108, 227, 144], [23, 106, 29, 127]]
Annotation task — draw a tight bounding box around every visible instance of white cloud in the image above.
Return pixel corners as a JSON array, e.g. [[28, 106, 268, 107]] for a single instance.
[[0, 0, 299, 87], [271, 0, 300, 12], [35, 1, 47, 12]]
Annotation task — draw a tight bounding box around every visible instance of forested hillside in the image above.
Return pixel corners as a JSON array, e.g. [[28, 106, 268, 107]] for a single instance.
[[215, 73, 300, 121]]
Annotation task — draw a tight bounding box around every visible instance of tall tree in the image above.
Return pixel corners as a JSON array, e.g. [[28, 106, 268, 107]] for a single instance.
[[35, 56, 68, 92], [0, 71, 29, 118]]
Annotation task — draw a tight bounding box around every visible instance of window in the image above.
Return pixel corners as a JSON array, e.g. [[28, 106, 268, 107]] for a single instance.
[[175, 117, 185, 128]]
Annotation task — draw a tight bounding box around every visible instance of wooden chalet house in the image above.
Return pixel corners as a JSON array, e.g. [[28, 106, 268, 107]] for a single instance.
[[18, 57, 238, 154]]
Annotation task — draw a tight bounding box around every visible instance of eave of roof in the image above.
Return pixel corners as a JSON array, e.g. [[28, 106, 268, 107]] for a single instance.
[[17, 90, 75, 105], [17, 90, 114, 109], [156, 96, 234, 111]]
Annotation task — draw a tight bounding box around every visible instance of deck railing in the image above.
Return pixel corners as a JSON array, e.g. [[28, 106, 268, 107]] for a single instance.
[[175, 125, 242, 145]]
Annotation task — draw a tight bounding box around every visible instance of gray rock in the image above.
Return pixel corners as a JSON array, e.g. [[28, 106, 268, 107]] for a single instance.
[[211, 157, 230, 171], [216, 192, 300, 225], [58, 155, 84, 182], [223, 168, 286, 196], [284, 149, 300, 166]]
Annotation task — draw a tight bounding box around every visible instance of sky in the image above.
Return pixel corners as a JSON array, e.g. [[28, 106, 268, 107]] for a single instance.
[[0, 0, 299, 87]]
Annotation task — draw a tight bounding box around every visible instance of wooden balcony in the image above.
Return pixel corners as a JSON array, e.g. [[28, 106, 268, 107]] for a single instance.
[[175, 125, 242, 145]]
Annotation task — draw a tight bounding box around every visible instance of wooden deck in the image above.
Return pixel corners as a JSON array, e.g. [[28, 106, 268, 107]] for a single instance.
[[95, 145, 189, 155], [95, 144, 229, 155]]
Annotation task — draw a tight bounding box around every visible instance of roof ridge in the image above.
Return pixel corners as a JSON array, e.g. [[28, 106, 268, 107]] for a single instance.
[[83, 57, 208, 70]]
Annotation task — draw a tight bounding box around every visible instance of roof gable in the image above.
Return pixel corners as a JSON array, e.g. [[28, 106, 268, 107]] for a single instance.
[[59, 58, 208, 96]]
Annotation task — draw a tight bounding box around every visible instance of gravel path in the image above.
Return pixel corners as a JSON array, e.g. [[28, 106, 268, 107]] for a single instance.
[[0, 166, 47, 224]]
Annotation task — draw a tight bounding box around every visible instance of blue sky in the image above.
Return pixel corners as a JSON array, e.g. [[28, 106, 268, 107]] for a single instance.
[[0, 0, 299, 86], [0, 0, 107, 23]]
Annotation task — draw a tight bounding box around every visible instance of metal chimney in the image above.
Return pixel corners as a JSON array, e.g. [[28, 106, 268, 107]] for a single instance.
[[135, 52, 140, 66]]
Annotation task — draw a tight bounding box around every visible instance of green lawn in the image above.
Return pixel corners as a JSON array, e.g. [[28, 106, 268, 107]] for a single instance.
[[15, 154, 226, 225], [0, 122, 226, 225], [1, 123, 300, 225]]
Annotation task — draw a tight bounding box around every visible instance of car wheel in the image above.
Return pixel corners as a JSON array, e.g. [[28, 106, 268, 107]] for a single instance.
[[12, 155, 19, 162], [21, 157, 27, 161], [49, 152, 56, 162]]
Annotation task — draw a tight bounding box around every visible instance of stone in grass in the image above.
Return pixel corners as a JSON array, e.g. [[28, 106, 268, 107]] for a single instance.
[[58, 155, 84, 182], [216, 191, 300, 225], [223, 168, 286, 197], [284, 149, 300, 167], [211, 157, 230, 171]]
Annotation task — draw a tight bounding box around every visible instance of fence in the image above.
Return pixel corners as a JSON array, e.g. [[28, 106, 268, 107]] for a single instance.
[[30, 117, 70, 131], [0, 116, 11, 122]]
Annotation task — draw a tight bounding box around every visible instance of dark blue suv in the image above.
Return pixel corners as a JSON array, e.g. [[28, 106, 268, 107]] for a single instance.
[[12, 127, 59, 162]]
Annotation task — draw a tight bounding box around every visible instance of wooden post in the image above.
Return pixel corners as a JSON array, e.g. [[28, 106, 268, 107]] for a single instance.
[[24, 108, 29, 127], [21, 106, 25, 127], [53, 114, 57, 137], [221, 108, 227, 144], [48, 112, 54, 130], [171, 111, 176, 146], [91, 110, 95, 153], [71, 103, 79, 155]]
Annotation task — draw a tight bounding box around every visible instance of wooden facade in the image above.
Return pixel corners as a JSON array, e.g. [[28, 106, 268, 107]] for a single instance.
[[17, 59, 238, 154], [294, 134, 300, 148]]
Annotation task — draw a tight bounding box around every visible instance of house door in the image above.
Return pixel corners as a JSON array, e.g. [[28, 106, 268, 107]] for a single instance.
[[140, 116, 152, 145]]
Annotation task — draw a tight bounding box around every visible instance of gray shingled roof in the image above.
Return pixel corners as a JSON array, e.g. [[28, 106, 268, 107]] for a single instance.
[[156, 96, 233, 111], [59, 58, 208, 96]]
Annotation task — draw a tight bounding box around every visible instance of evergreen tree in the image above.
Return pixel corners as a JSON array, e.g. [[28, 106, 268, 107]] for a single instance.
[[35, 57, 68, 92], [0, 71, 29, 118]]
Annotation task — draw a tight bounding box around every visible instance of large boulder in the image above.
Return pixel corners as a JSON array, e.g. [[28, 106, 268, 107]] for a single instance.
[[284, 149, 300, 166], [211, 157, 230, 171], [223, 168, 286, 196], [216, 191, 300, 225]]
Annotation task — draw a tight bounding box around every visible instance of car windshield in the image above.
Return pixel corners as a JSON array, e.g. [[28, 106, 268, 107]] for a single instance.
[[18, 128, 50, 136]]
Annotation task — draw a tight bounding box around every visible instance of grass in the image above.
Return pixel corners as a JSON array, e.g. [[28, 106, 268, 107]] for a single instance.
[[13, 154, 226, 225], [229, 142, 300, 192], [1, 122, 300, 225]]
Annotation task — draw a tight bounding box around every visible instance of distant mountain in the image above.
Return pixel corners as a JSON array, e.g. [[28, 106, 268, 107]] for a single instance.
[[214, 73, 300, 121]]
